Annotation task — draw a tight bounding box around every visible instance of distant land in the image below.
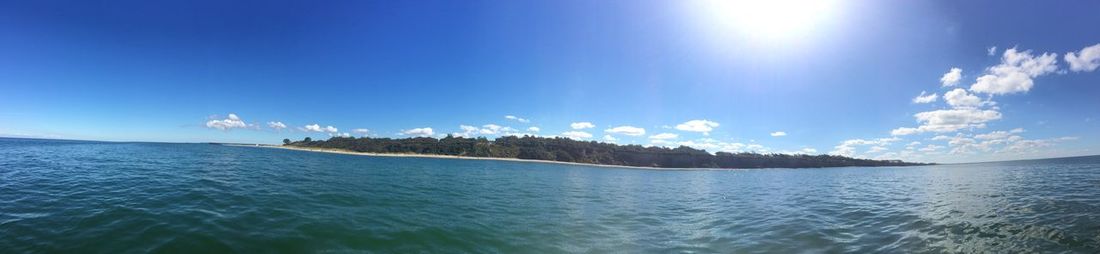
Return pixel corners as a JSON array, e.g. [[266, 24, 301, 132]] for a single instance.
[[280, 136, 931, 169]]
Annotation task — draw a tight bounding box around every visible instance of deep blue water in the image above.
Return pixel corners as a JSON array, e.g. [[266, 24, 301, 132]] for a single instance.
[[2, 138, 1099, 253]]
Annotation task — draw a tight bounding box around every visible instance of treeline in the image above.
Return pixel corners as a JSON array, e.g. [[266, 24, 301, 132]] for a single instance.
[[284, 135, 929, 169]]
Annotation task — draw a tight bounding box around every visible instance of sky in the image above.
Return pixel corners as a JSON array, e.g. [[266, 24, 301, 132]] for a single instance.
[[1, 0, 1099, 163]]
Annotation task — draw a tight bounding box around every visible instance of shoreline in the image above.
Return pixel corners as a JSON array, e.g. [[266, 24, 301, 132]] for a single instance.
[[235, 144, 701, 171]]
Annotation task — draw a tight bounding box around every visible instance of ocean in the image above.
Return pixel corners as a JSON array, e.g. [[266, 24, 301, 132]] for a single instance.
[[2, 138, 1098, 253]]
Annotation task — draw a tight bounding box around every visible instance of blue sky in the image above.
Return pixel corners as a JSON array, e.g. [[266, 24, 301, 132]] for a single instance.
[[1, 0, 1098, 163]]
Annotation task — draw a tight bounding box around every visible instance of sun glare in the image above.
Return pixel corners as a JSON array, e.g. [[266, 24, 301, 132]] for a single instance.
[[694, 0, 842, 43]]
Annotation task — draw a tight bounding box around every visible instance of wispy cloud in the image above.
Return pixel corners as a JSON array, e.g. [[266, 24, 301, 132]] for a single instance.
[[890, 108, 1002, 136], [675, 120, 719, 135], [505, 115, 531, 123], [649, 133, 678, 140], [912, 91, 938, 104]]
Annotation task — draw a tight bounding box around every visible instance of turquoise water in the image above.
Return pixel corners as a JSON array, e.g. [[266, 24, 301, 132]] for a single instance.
[[2, 138, 1100, 253]]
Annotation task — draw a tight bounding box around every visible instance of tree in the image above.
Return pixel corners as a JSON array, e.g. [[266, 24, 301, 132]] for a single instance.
[[283, 139, 291, 145], [283, 135, 928, 169]]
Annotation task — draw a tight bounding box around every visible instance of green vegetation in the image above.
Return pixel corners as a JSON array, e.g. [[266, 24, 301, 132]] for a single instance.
[[285, 135, 929, 169]]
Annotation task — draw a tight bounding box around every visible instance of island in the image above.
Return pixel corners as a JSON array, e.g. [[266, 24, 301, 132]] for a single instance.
[[279, 135, 929, 169]]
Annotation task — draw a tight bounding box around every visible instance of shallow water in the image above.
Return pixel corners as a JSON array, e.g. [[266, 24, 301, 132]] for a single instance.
[[2, 138, 1099, 253]]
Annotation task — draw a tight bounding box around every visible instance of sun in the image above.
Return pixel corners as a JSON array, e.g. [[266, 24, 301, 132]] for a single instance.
[[692, 0, 842, 43]]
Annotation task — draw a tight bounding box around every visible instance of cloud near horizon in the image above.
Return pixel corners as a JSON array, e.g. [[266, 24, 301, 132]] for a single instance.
[[561, 131, 593, 140], [649, 133, 678, 140], [847, 43, 1099, 162], [605, 126, 646, 136], [401, 127, 434, 137], [675, 120, 719, 135], [570, 122, 595, 129], [303, 124, 338, 133]]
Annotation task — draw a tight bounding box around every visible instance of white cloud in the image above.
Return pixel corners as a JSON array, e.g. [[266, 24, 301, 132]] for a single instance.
[[867, 146, 888, 153], [918, 144, 944, 152], [267, 121, 287, 130], [479, 124, 517, 135], [650, 139, 675, 146], [970, 47, 1059, 95], [801, 148, 818, 154], [605, 126, 646, 136], [505, 115, 531, 123], [999, 139, 1048, 154], [912, 91, 938, 103], [913, 109, 1001, 132], [334, 132, 352, 138], [943, 88, 983, 108], [890, 127, 919, 136], [935, 129, 1074, 155], [603, 135, 618, 142], [892, 108, 1002, 136], [987, 46, 997, 56], [670, 138, 761, 153], [303, 124, 338, 133], [940, 68, 962, 87], [675, 120, 719, 135], [452, 124, 526, 137], [770, 131, 787, 137], [352, 128, 370, 136], [527, 127, 540, 132], [401, 127, 434, 137], [974, 130, 1014, 140], [649, 133, 678, 140], [570, 122, 595, 129], [830, 137, 903, 157], [452, 125, 480, 137], [561, 131, 593, 140], [1000, 137, 1077, 154], [1065, 43, 1100, 72], [206, 113, 249, 131]]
